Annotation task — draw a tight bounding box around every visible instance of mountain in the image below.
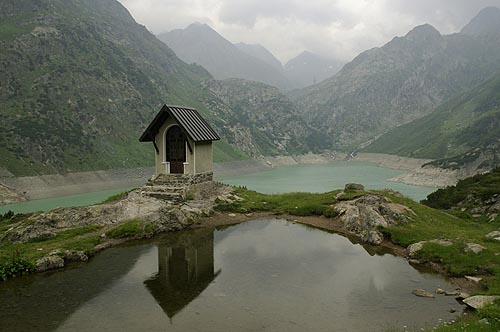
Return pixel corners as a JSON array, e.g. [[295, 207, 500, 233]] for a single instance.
[[284, 51, 343, 88], [364, 73, 500, 171], [234, 42, 283, 71], [205, 79, 330, 156], [157, 23, 291, 90], [291, 19, 500, 150], [461, 7, 500, 36], [0, 0, 314, 176]]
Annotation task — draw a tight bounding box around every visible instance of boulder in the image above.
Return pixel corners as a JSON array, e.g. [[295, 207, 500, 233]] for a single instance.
[[344, 183, 365, 191], [407, 239, 453, 257], [412, 289, 435, 298], [333, 194, 410, 245], [35, 255, 65, 272], [464, 243, 487, 254], [463, 295, 500, 310], [486, 231, 500, 241]]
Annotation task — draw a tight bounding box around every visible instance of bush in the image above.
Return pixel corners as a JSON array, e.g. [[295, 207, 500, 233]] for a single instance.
[[0, 253, 34, 281]]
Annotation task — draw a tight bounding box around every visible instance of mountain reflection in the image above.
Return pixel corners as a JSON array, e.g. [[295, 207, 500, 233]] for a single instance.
[[144, 229, 220, 319]]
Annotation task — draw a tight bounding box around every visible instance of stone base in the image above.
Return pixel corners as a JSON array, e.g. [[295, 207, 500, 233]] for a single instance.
[[149, 172, 213, 186]]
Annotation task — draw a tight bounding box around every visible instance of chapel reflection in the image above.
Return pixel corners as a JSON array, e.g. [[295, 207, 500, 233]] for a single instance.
[[144, 229, 220, 319]]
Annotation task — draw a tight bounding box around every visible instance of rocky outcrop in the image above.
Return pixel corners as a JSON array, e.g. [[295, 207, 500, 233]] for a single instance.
[[332, 194, 412, 245], [1, 181, 230, 244], [0, 183, 26, 205]]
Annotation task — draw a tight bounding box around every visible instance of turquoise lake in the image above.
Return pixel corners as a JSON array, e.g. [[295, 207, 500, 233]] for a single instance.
[[0, 162, 436, 214], [220, 161, 436, 201]]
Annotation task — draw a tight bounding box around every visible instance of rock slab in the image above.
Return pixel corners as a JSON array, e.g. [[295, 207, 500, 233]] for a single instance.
[[463, 295, 500, 309]]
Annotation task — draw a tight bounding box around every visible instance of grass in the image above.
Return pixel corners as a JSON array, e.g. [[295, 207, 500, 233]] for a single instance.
[[0, 225, 102, 281], [215, 188, 340, 217], [105, 219, 148, 239]]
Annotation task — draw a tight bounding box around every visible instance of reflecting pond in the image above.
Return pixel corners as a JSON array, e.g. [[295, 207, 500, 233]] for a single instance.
[[0, 219, 462, 332]]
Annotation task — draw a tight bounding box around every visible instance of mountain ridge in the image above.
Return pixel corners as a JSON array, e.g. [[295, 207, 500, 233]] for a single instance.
[[157, 23, 292, 90]]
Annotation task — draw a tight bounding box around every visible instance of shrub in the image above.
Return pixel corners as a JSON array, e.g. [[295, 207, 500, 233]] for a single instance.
[[0, 253, 34, 281]]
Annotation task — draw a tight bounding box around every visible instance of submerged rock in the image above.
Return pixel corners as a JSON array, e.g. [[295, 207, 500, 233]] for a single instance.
[[412, 289, 435, 298]]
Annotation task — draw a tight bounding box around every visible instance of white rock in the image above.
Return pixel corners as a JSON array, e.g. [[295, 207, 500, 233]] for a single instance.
[[465, 276, 483, 283], [463, 295, 500, 309], [464, 243, 487, 254], [486, 231, 500, 239]]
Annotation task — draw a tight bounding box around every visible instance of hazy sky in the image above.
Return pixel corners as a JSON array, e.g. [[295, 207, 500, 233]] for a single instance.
[[119, 0, 500, 63]]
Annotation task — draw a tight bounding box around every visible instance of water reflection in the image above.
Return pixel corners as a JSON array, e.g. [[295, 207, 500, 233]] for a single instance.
[[145, 230, 220, 319], [0, 220, 463, 332]]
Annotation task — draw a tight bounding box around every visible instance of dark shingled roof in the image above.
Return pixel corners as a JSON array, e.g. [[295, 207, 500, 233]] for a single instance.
[[139, 105, 220, 142]]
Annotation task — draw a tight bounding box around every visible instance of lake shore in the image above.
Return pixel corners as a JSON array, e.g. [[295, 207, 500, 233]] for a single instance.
[[0, 152, 458, 205]]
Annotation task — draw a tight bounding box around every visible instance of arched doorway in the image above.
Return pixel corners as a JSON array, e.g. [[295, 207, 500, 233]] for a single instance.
[[165, 125, 186, 174]]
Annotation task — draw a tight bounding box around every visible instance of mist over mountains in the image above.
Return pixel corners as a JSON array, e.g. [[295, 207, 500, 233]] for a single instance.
[[1, 0, 500, 175], [158, 23, 344, 90]]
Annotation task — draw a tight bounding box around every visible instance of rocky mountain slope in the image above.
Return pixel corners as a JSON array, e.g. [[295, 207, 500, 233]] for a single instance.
[[157, 23, 292, 90], [0, 0, 319, 177], [205, 79, 330, 156], [292, 8, 500, 149], [423, 167, 500, 221], [284, 51, 343, 89], [365, 73, 500, 172]]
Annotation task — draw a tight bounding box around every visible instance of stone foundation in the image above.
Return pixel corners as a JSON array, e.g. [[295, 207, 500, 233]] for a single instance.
[[149, 172, 213, 186]]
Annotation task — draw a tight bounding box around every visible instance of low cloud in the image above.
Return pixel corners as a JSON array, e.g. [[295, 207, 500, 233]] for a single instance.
[[119, 0, 500, 63]]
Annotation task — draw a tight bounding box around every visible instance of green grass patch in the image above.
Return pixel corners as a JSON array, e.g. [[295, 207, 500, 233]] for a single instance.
[[215, 188, 339, 217], [105, 219, 146, 239]]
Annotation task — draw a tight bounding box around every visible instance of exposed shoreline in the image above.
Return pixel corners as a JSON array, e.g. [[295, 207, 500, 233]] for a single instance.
[[0, 152, 460, 205]]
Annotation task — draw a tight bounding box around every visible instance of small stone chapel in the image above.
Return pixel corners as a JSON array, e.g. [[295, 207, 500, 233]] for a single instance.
[[139, 105, 220, 182]]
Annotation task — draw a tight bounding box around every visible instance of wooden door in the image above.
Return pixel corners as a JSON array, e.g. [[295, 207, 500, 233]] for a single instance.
[[166, 126, 186, 174]]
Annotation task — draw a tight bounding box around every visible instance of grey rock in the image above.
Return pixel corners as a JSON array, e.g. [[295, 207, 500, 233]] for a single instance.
[[444, 290, 461, 296], [407, 239, 453, 257], [412, 289, 435, 298], [464, 243, 487, 254], [333, 194, 409, 245], [35, 255, 65, 272], [344, 183, 365, 191], [63, 250, 88, 262], [463, 295, 500, 309], [436, 288, 445, 294], [486, 231, 500, 240]]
